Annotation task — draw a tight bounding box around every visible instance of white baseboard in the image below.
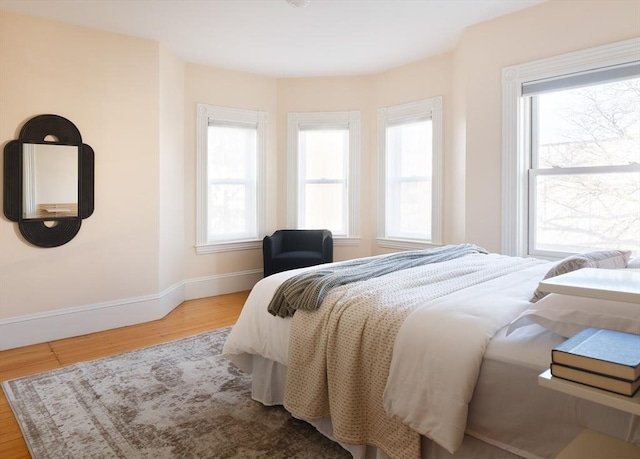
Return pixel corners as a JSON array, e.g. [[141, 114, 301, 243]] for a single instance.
[[0, 269, 262, 351], [184, 269, 262, 300]]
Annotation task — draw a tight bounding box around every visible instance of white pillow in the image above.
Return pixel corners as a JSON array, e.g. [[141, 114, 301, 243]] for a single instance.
[[628, 256, 640, 269], [507, 293, 640, 338]]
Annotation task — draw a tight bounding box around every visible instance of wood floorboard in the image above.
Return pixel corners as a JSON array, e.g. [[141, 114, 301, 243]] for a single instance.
[[0, 416, 22, 442], [0, 291, 248, 459]]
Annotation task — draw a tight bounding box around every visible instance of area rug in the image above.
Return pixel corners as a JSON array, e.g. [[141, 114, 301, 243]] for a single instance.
[[2, 327, 350, 458]]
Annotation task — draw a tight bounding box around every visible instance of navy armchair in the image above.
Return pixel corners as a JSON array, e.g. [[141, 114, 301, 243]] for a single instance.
[[263, 229, 333, 277]]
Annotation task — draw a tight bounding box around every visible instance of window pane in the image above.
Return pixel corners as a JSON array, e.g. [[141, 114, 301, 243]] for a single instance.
[[208, 124, 256, 180], [196, 104, 266, 250], [387, 120, 432, 177], [207, 123, 258, 242], [300, 129, 346, 180], [536, 78, 640, 168], [303, 183, 344, 234], [386, 118, 433, 240], [400, 181, 431, 237], [208, 184, 254, 240], [534, 172, 640, 253], [387, 181, 431, 239], [298, 128, 348, 234]]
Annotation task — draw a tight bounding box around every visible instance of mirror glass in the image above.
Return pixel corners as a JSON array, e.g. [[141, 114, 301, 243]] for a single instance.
[[22, 144, 78, 219]]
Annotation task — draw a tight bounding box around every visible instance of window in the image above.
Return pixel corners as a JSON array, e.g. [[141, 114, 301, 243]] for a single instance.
[[528, 73, 640, 256], [298, 128, 348, 233], [287, 112, 360, 243], [377, 97, 442, 249], [196, 104, 267, 253], [502, 39, 640, 258]]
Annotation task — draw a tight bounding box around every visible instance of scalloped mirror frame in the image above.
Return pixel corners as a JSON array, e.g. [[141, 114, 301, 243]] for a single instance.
[[3, 114, 94, 248]]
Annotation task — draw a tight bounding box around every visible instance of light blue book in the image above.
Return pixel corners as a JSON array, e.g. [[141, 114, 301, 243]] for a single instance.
[[552, 327, 640, 381]]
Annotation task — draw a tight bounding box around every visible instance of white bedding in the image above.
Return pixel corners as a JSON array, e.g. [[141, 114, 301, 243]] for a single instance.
[[222, 253, 640, 458], [222, 258, 552, 373], [383, 262, 551, 453], [223, 265, 311, 370], [222, 253, 554, 455]]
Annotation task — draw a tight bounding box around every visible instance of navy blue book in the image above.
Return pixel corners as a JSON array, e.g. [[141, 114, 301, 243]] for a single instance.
[[552, 327, 640, 381], [550, 363, 640, 396]]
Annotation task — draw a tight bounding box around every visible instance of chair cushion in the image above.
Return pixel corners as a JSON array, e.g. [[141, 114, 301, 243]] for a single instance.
[[271, 251, 327, 273], [281, 231, 325, 252], [273, 251, 326, 263]]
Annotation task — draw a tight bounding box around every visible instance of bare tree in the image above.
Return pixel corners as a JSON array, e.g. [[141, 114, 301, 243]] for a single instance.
[[535, 78, 640, 253]]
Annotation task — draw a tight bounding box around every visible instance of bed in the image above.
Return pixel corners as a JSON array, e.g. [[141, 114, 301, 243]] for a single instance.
[[222, 245, 639, 459]]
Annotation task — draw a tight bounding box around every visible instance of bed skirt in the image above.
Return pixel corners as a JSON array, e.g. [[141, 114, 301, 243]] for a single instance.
[[248, 356, 528, 459], [243, 353, 639, 459]]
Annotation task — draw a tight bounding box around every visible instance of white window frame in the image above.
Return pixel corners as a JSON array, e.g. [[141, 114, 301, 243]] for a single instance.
[[502, 38, 640, 258], [377, 97, 443, 250], [195, 103, 267, 254], [287, 111, 361, 246]]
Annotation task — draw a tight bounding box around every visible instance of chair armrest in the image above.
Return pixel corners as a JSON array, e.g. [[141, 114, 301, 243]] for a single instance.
[[263, 232, 283, 258], [263, 231, 284, 277], [321, 230, 333, 263]]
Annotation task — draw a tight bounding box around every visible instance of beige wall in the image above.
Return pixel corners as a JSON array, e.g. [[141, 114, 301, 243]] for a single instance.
[[159, 46, 186, 291], [276, 75, 374, 260], [458, 0, 640, 252], [1, 0, 638, 342], [183, 64, 278, 280], [0, 11, 162, 319], [276, 55, 456, 259], [372, 54, 458, 253]]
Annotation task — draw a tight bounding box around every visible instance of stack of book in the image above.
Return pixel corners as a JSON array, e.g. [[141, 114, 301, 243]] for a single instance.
[[551, 327, 640, 397]]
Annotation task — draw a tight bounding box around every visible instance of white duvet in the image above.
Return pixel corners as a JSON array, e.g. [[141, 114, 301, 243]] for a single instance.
[[222, 256, 552, 455], [383, 262, 551, 453], [223, 266, 313, 370]]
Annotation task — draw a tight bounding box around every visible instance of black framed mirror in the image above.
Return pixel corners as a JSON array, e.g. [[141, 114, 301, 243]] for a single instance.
[[3, 114, 94, 247]]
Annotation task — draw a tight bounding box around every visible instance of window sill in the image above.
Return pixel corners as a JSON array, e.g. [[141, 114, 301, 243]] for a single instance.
[[376, 238, 440, 251], [195, 239, 262, 254], [333, 237, 361, 247]]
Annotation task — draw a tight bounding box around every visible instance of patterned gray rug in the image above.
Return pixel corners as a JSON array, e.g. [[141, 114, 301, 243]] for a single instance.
[[2, 327, 350, 458]]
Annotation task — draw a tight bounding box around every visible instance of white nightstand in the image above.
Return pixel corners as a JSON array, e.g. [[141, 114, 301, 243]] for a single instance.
[[537, 267, 640, 303], [538, 369, 640, 416], [537, 268, 640, 458], [538, 371, 640, 458], [553, 429, 640, 459]]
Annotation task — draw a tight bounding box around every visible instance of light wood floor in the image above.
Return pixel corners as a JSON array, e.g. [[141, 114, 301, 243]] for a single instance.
[[0, 291, 249, 459]]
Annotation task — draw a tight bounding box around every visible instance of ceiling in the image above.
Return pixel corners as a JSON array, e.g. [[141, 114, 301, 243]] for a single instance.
[[0, 0, 546, 78]]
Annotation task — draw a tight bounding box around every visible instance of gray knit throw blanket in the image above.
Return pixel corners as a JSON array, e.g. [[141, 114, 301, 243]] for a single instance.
[[267, 243, 488, 318]]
